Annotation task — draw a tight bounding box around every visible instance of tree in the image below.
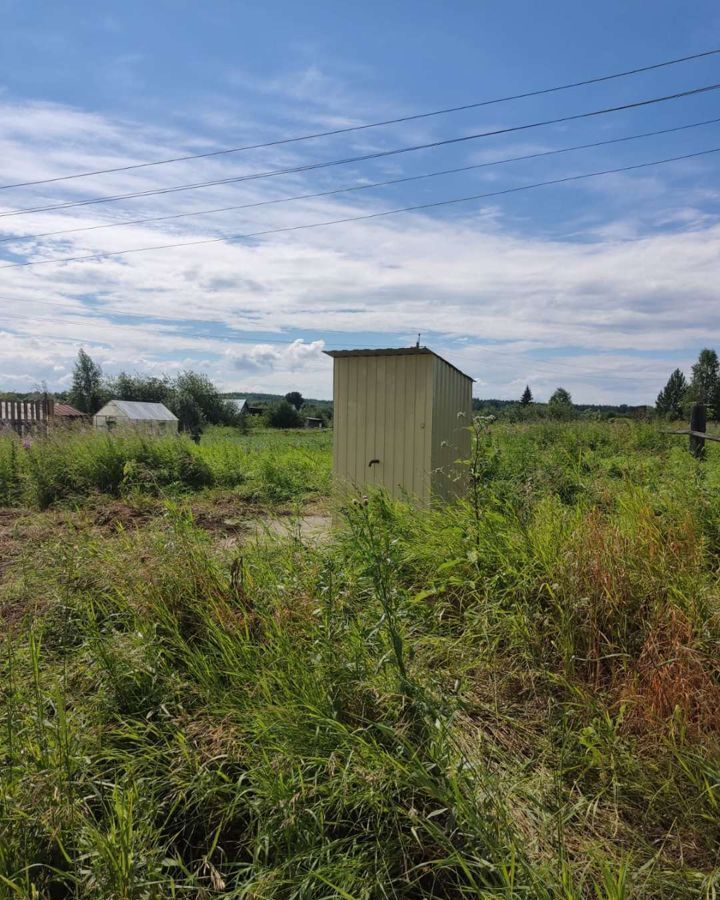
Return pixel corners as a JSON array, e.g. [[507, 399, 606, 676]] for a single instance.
[[520, 385, 533, 406], [173, 371, 237, 425], [104, 369, 240, 431], [267, 400, 303, 428], [690, 348, 720, 418], [107, 372, 171, 404], [655, 368, 688, 419], [548, 387, 574, 420], [69, 348, 104, 414], [285, 391, 304, 411], [173, 390, 204, 440]]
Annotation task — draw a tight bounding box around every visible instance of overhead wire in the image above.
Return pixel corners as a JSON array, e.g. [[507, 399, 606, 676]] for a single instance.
[[2, 145, 718, 271], [1, 81, 719, 220], [2, 114, 719, 245], [1, 47, 718, 192]]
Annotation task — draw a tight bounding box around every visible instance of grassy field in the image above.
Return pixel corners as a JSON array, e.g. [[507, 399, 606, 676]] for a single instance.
[[1, 421, 719, 897], [0, 426, 332, 508]]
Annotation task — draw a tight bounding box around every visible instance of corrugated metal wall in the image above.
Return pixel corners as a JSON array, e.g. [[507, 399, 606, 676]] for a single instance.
[[332, 351, 473, 502], [332, 353, 434, 500], [430, 356, 473, 500]]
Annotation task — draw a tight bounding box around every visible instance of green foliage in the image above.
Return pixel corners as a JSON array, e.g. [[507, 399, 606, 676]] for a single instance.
[[69, 348, 106, 414], [520, 384, 533, 405], [106, 368, 241, 434], [18, 432, 213, 507], [2, 422, 720, 896], [284, 390, 304, 410], [0, 436, 22, 505], [690, 348, 720, 418], [548, 386, 575, 420], [656, 367, 688, 419], [0, 427, 331, 509], [266, 399, 304, 429]]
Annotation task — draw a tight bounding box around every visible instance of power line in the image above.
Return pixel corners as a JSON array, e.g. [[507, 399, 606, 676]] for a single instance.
[[3, 115, 719, 245], [1, 48, 718, 192], [2, 145, 718, 271], [2, 81, 719, 221]]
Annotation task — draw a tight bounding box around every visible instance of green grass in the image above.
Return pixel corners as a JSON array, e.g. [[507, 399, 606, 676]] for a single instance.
[[1, 421, 719, 897], [0, 426, 331, 509]]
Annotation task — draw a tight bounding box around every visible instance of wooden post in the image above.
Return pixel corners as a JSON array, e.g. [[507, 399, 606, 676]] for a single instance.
[[690, 402, 706, 459]]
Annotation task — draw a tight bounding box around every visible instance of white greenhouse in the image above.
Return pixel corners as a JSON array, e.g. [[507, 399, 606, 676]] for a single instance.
[[94, 400, 178, 435]]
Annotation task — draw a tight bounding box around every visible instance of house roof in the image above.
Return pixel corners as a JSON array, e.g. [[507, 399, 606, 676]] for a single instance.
[[98, 400, 178, 421], [324, 346, 474, 382], [54, 403, 85, 417], [227, 398, 247, 411]]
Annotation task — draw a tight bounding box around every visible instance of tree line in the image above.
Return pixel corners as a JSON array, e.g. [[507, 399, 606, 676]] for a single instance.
[[656, 349, 720, 420], [474, 385, 585, 421], [68, 349, 245, 437], [66, 350, 329, 435]]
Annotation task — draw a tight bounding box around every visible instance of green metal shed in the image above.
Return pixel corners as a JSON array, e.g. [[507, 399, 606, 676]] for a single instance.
[[325, 347, 473, 502]]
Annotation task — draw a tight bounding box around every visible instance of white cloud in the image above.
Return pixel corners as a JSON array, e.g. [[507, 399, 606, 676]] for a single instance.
[[0, 89, 719, 403]]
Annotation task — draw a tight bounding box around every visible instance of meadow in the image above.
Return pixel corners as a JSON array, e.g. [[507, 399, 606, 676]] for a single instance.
[[1, 421, 719, 898], [0, 426, 332, 508]]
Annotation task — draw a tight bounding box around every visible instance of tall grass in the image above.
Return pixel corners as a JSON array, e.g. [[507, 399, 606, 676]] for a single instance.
[[1, 421, 720, 896], [0, 426, 332, 509]]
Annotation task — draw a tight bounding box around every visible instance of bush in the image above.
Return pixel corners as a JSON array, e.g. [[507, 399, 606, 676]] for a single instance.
[[0, 435, 22, 505], [266, 400, 304, 429], [7, 432, 213, 508]]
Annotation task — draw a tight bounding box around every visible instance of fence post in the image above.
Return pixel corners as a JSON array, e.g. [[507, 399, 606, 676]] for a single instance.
[[690, 402, 706, 459]]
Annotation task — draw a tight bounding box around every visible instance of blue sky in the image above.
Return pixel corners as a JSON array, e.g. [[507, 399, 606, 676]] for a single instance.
[[1, 0, 719, 401]]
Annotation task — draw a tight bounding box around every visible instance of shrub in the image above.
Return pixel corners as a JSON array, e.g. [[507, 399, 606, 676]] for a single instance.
[[266, 400, 303, 429]]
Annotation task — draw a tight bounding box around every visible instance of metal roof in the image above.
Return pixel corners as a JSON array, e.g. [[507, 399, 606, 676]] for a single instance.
[[324, 346, 474, 381], [98, 400, 178, 421], [54, 403, 85, 417], [227, 398, 248, 411]]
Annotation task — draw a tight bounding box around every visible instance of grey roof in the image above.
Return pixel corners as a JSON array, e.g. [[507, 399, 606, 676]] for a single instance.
[[227, 398, 248, 411], [324, 346, 474, 382], [98, 400, 178, 421]]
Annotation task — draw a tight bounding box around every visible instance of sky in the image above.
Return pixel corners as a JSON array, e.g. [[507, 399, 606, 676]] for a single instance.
[[1, 0, 719, 403]]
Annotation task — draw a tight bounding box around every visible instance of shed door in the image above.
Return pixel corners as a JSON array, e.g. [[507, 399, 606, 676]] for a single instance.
[[334, 354, 433, 499]]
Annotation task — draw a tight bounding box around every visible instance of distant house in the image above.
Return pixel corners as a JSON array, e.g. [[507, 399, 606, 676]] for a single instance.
[[53, 402, 87, 422], [305, 417, 324, 429], [94, 400, 178, 435], [246, 404, 265, 416], [227, 398, 248, 415]]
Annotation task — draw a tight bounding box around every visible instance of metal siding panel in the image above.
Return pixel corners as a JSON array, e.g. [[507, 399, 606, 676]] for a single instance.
[[411, 357, 420, 498], [378, 355, 388, 492], [393, 356, 405, 496], [333, 359, 344, 482], [331, 350, 470, 501], [407, 357, 416, 498], [422, 355, 434, 501], [369, 356, 379, 487], [376, 355, 387, 490], [430, 357, 473, 499], [348, 357, 360, 487], [355, 357, 373, 484]]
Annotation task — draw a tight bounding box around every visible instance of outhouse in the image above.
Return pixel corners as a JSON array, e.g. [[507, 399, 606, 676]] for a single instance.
[[325, 347, 473, 501]]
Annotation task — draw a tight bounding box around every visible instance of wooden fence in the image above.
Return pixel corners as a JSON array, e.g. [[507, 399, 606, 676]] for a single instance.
[[664, 402, 720, 458], [0, 397, 55, 436]]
